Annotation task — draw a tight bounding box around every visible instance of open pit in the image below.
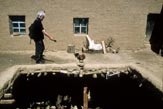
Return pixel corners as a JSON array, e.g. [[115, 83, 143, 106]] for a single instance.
[[0, 63, 163, 109]]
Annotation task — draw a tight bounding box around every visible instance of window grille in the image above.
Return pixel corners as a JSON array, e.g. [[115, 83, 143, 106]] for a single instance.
[[9, 15, 26, 36], [73, 18, 89, 35]]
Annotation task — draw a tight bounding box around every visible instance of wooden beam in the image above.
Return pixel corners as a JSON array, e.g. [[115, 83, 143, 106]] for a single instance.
[[101, 41, 106, 54]]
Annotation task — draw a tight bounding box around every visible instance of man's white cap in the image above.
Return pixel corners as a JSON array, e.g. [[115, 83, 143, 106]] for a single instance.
[[37, 10, 46, 18]]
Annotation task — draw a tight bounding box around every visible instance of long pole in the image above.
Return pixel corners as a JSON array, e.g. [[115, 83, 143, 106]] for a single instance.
[[83, 86, 88, 109]]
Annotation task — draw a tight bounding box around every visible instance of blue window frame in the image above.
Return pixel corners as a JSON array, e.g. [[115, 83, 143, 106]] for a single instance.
[[9, 16, 26, 36], [73, 18, 89, 35]]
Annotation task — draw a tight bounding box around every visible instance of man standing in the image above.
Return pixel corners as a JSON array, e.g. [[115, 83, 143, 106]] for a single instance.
[[31, 10, 56, 64]]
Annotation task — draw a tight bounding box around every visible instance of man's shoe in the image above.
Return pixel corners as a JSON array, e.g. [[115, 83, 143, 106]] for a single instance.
[[41, 55, 46, 61], [31, 55, 37, 60], [36, 60, 45, 64]]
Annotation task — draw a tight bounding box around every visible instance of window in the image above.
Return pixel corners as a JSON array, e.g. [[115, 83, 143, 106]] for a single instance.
[[73, 18, 89, 35], [9, 15, 26, 35]]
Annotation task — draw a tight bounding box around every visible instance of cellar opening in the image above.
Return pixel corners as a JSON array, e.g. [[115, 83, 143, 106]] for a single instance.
[[0, 69, 163, 109]]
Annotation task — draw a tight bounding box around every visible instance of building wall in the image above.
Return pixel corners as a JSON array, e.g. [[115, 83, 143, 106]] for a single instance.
[[0, 0, 162, 51]]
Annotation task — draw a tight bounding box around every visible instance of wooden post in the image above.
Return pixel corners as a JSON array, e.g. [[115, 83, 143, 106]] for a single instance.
[[83, 87, 88, 109], [101, 41, 106, 54]]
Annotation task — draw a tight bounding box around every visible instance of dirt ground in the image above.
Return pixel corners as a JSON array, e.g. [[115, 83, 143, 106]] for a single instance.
[[0, 47, 163, 90], [0, 47, 163, 73]]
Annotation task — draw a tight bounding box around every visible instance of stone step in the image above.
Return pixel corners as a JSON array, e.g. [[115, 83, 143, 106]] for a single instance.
[[3, 93, 13, 99], [0, 99, 15, 105]]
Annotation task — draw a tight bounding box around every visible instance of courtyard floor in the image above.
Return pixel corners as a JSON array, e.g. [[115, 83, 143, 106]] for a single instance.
[[0, 47, 163, 91]]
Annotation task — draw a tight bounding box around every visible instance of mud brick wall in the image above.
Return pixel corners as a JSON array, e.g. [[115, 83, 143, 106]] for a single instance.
[[0, 0, 162, 51]]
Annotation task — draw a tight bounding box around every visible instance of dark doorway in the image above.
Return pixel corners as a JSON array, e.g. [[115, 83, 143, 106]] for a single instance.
[[146, 13, 159, 39], [149, 5, 163, 56]]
